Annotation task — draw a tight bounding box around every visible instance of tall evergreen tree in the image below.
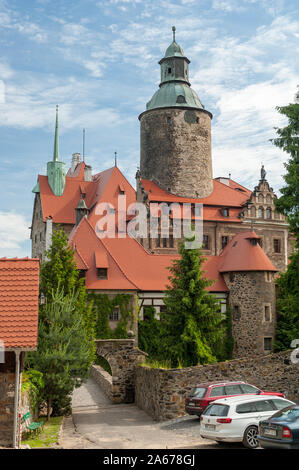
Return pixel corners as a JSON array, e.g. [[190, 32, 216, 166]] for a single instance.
[[271, 88, 299, 243], [274, 249, 299, 352], [40, 228, 96, 363], [270, 89, 299, 352], [160, 238, 223, 367], [28, 288, 92, 419]]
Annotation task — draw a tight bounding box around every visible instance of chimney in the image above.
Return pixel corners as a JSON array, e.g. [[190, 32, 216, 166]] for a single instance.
[[84, 164, 92, 181], [71, 153, 82, 173]]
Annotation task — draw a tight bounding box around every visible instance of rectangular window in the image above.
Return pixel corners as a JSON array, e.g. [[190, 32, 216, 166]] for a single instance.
[[97, 268, 108, 279], [109, 306, 120, 322], [233, 305, 241, 320], [162, 237, 167, 248], [273, 239, 281, 253], [264, 337, 272, 351], [202, 235, 209, 250], [221, 236, 228, 249], [264, 305, 271, 322], [265, 271, 272, 282]]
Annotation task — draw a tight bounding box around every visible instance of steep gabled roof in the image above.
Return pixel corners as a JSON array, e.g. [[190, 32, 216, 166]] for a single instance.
[[219, 232, 277, 273], [0, 258, 39, 350], [37, 165, 136, 225], [69, 217, 227, 292]]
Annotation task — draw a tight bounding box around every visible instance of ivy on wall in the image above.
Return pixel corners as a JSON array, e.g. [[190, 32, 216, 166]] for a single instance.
[[88, 293, 135, 339]]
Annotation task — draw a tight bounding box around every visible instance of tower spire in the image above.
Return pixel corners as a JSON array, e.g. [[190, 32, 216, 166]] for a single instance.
[[53, 105, 59, 161], [172, 26, 176, 42], [114, 151, 117, 167]]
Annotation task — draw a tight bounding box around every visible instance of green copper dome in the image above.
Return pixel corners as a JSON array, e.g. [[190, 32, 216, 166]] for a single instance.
[[146, 82, 204, 111], [144, 28, 205, 112], [164, 41, 184, 58]]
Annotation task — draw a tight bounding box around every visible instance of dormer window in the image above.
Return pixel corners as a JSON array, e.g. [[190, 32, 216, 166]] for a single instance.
[[95, 252, 109, 279], [221, 208, 230, 217], [176, 95, 186, 104], [97, 268, 107, 279]]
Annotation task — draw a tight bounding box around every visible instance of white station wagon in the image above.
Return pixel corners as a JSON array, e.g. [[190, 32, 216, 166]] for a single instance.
[[200, 395, 294, 448]]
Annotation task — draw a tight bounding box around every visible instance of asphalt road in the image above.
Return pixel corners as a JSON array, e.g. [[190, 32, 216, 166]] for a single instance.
[[60, 377, 245, 449]]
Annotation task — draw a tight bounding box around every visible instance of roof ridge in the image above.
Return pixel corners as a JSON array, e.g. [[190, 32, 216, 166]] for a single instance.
[[74, 244, 89, 269]]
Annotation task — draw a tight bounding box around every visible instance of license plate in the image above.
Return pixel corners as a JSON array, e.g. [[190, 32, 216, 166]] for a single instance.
[[264, 429, 277, 436], [188, 403, 195, 406], [205, 424, 216, 430]]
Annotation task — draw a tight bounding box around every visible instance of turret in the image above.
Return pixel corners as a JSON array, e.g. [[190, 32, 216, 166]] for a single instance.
[[139, 27, 213, 199]]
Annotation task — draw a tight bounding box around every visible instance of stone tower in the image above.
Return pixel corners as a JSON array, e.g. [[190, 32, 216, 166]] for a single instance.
[[139, 27, 213, 199]]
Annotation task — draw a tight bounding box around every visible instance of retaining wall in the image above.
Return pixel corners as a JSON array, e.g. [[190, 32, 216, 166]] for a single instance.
[[135, 350, 299, 421]]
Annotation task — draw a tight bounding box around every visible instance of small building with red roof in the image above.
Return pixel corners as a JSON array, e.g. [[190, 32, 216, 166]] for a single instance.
[[0, 258, 39, 448]]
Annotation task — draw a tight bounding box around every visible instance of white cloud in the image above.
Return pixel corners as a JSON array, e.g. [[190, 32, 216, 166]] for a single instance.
[[0, 211, 30, 257]]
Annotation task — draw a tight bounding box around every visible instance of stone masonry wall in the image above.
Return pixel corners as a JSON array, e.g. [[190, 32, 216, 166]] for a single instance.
[[90, 364, 113, 401], [140, 108, 213, 199], [0, 370, 15, 447], [223, 271, 276, 358], [95, 339, 147, 403], [135, 351, 299, 421]]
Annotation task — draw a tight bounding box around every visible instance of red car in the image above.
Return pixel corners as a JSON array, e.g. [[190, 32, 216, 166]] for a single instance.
[[185, 381, 285, 417]]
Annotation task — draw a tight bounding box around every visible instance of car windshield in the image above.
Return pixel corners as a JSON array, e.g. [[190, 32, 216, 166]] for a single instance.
[[190, 387, 206, 398], [271, 406, 299, 421], [203, 404, 229, 417]]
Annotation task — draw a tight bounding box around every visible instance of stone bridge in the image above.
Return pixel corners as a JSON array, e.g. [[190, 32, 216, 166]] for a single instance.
[[91, 339, 147, 403]]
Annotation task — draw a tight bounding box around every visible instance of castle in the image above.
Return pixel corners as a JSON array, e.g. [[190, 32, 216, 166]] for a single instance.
[[31, 30, 294, 358]]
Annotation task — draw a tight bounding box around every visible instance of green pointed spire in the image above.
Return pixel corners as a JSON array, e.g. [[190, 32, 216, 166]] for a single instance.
[[47, 105, 66, 196], [53, 104, 59, 161]]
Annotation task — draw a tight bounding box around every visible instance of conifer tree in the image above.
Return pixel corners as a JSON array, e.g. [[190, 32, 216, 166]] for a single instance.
[[28, 288, 92, 419], [160, 238, 223, 367], [40, 228, 96, 364], [271, 89, 299, 351], [271, 89, 299, 243]]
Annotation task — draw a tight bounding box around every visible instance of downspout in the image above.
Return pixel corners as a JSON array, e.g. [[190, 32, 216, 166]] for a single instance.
[[13, 349, 21, 448]]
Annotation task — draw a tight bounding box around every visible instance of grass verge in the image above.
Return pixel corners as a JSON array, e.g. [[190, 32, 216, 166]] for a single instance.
[[21, 416, 63, 448]]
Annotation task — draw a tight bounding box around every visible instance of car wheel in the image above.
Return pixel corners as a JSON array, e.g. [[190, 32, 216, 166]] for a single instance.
[[243, 426, 259, 449]]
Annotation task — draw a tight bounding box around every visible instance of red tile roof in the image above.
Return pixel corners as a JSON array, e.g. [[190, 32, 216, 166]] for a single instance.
[[219, 232, 277, 272], [69, 217, 228, 292], [0, 258, 40, 350], [39, 165, 136, 225], [141, 178, 251, 208]]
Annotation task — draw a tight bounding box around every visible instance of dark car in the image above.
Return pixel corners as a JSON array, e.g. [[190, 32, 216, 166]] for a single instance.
[[185, 381, 285, 417], [258, 404, 299, 449]]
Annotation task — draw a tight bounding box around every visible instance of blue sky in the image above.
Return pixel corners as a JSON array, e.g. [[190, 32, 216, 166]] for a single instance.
[[0, 0, 298, 257]]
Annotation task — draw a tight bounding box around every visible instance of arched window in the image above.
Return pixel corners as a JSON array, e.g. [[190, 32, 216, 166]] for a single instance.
[[176, 95, 186, 104], [251, 206, 256, 218], [266, 194, 272, 204], [266, 207, 272, 219], [258, 193, 264, 203], [258, 207, 264, 219]]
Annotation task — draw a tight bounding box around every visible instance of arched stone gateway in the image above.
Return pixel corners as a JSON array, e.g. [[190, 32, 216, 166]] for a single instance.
[[92, 339, 147, 403]]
